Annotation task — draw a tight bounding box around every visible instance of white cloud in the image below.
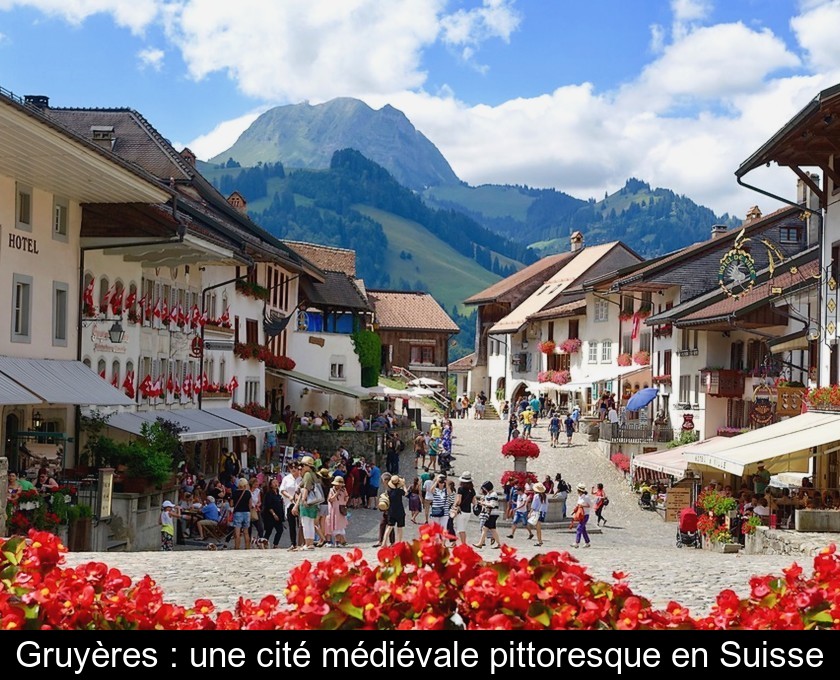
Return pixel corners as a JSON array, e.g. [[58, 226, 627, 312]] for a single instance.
[[0, 0, 160, 33], [184, 109, 265, 161], [671, 0, 712, 40], [791, 0, 840, 74], [137, 46, 164, 71]]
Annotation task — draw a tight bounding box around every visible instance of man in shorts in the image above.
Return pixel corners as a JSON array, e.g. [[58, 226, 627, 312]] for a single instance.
[[413, 431, 427, 470], [521, 407, 534, 439]]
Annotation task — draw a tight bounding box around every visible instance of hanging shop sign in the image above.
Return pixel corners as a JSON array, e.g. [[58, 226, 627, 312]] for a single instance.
[[750, 383, 775, 426]]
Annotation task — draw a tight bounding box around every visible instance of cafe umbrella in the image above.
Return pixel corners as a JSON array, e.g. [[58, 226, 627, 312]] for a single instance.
[[625, 387, 659, 412]]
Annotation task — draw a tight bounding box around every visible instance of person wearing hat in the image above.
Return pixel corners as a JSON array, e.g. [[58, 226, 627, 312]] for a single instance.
[[159, 500, 181, 552], [315, 468, 333, 547], [472, 481, 502, 549], [373, 472, 397, 547], [294, 455, 321, 551], [453, 472, 476, 545], [379, 475, 407, 545], [280, 463, 303, 550], [328, 476, 349, 547], [530, 482, 549, 546], [429, 474, 449, 530], [753, 461, 771, 497], [571, 483, 592, 549]]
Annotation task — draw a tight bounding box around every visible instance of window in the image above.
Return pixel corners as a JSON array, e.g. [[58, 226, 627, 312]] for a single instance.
[[410, 345, 435, 365], [246, 319, 259, 345], [601, 340, 612, 363], [779, 226, 801, 244], [11, 274, 32, 343], [588, 341, 598, 363], [594, 298, 609, 322], [681, 329, 698, 352], [53, 197, 69, 240], [679, 375, 691, 404], [97, 359, 107, 379], [693, 374, 701, 406], [16, 184, 32, 231], [620, 295, 634, 317], [99, 276, 110, 316], [568, 319, 579, 340], [639, 330, 652, 354], [245, 379, 260, 404], [621, 333, 632, 356], [663, 350, 672, 376], [547, 321, 554, 342], [52, 282, 69, 346], [548, 354, 570, 371], [112, 360, 120, 385], [330, 362, 345, 380]]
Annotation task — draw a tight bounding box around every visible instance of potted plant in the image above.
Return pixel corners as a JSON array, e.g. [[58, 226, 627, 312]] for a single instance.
[[116, 419, 184, 491], [66, 504, 93, 552], [632, 351, 650, 366], [617, 353, 632, 367], [538, 340, 556, 354], [559, 338, 582, 354], [501, 437, 540, 472]]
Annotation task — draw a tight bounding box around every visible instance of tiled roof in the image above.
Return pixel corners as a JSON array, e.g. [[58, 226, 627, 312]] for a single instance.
[[676, 258, 819, 324], [301, 271, 372, 311], [368, 290, 460, 333], [464, 252, 577, 305], [448, 352, 476, 372], [612, 206, 798, 289], [527, 299, 586, 321], [283, 241, 356, 275]]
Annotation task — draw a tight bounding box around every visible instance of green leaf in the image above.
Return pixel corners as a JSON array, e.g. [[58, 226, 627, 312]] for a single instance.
[[338, 601, 364, 621], [806, 610, 834, 625], [527, 604, 552, 627], [320, 611, 348, 630], [327, 575, 353, 597]]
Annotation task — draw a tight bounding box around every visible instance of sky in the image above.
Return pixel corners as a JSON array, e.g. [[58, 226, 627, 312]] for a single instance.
[[1, 0, 839, 218]]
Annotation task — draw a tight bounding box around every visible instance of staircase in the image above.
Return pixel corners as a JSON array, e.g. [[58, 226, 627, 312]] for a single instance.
[[483, 402, 500, 420], [391, 366, 450, 414]]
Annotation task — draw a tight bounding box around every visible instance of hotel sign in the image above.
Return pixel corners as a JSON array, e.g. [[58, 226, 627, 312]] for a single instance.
[[91, 324, 127, 353], [8, 233, 40, 254]]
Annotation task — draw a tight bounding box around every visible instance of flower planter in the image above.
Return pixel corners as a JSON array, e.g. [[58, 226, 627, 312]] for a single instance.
[[795, 509, 840, 532], [203, 323, 234, 336], [67, 517, 92, 552], [202, 391, 233, 400], [513, 458, 528, 473], [715, 542, 741, 554]]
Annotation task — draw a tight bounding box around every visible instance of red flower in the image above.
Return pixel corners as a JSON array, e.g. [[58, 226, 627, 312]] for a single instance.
[[501, 438, 540, 459]]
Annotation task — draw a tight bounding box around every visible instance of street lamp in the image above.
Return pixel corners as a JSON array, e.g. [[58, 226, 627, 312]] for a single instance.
[[32, 411, 42, 431], [108, 320, 126, 344]]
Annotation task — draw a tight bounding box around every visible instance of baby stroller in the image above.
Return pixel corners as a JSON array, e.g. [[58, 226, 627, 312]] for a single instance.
[[438, 448, 454, 476], [638, 489, 657, 511], [675, 507, 701, 548]]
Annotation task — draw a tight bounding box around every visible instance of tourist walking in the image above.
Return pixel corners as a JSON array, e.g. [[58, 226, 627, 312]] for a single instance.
[[230, 477, 252, 550], [159, 500, 180, 551], [472, 481, 501, 549], [548, 412, 561, 447], [328, 477, 349, 547], [429, 474, 448, 531], [380, 475, 407, 545], [530, 482, 548, 547], [508, 412, 519, 441], [261, 477, 285, 548], [248, 476, 264, 545], [445, 479, 457, 543], [453, 472, 476, 545], [564, 412, 575, 447], [572, 482, 592, 548], [414, 431, 427, 470], [407, 477, 422, 524], [374, 472, 395, 547], [592, 482, 608, 526], [295, 455, 322, 552], [280, 463, 302, 550], [571, 405, 581, 432], [507, 485, 533, 541]]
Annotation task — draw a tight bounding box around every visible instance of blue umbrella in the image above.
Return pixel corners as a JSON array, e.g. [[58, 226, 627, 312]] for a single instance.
[[625, 387, 659, 412]]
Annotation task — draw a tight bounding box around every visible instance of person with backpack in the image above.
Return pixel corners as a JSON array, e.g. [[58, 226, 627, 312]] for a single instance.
[[553, 473, 570, 519], [592, 482, 609, 526], [548, 412, 561, 447], [564, 412, 576, 447]]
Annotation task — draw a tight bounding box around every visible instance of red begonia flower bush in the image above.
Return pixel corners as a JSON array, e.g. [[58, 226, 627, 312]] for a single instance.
[[501, 438, 541, 459]]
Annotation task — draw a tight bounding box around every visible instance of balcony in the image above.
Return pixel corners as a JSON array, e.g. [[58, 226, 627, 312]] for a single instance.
[[703, 369, 745, 398]]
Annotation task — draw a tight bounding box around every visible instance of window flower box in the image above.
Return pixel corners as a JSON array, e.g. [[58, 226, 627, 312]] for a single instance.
[[537, 369, 570, 385], [632, 351, 650, 366], [559, 338, 582, 354], [617, 353, 632, 367], [652, 374, 671, 385], [538, 340, 556, 354]]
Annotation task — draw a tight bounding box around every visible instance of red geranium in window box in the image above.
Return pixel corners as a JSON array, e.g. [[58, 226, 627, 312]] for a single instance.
[[538, 340, 556, 354], [501, 438, 541, 459]]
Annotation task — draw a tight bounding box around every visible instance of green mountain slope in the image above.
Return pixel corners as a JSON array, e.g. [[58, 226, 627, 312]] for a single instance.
[[209, 97, 460, 190]]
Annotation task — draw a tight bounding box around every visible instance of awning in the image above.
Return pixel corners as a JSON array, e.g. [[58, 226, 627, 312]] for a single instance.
[[106, 408, 247, 442], [683, 411, 840, 477], [632, 437, 724, 479], [266, 368, 365, 399], [768, 329, 809, 354], [202, 407, 275, 435], [0, 356, 133, 406], [0, 371, 41, 405]]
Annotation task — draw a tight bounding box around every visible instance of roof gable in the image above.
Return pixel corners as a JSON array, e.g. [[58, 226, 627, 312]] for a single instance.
[[368, 290, 459, 333]]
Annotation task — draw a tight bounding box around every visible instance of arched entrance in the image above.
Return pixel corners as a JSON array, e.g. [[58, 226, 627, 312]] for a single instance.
[[511, 382, 529, 408]]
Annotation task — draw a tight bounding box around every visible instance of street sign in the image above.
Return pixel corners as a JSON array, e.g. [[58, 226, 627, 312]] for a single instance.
[[203, 340, 235, 352]]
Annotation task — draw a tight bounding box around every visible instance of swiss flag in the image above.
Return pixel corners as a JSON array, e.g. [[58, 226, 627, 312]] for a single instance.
[[150, 377, 162, 398], [191, 305, 201, 328], [202, 372, 210, 391], [111, 372, 119, 388], [125, 289, 137, 311], [219, 306, 230, 326], [83, 278, 95, 313], [176, 304, 186, 327], [183, 373, 192, 397], [227, 375, 239, 393], [199, 310, 208, 327], [167, 374, 175, 394], [161, 299, 169, 324], [173, 377, 181, 397], [111, 288, 124, 316], [99, 368, 106, 379], [152, 298, 162, 319], [101, 285, 114, 313], [169, 303, 179, 326], [123, 371, 135, 399], [139, 374, 152, 398]]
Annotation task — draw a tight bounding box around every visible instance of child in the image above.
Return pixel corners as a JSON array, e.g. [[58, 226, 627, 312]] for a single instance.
[[159, 500, 181, 551], [407, 477, 422, 524]]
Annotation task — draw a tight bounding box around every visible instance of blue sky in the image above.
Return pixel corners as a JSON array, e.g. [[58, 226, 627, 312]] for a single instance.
[[1, 1, 839, 216]]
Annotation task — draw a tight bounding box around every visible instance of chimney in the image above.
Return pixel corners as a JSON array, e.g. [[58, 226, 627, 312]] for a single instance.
[[797, 173, 821, 212], [24, 95, 49, 110], [710, 225, 728, 240], [227, 191, 247, 214], [89, 125, 116, 151], [180, 147, 196, 167], [744, 206, 762, 224], [570, 231, 584, 253]]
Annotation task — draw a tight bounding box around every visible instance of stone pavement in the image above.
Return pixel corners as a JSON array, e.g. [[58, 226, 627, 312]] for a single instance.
[[63, 417, 836, 617]]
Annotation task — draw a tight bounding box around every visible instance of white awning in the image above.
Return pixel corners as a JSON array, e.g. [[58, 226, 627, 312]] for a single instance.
[[683, 411, 840, 477], [106, 408, 247, 442], [0, 356, 133, 406], [266, 368, 367, 399], [0, 371, 41, 405], [202, 407, 275, 435], [632, 437, 724, 479]]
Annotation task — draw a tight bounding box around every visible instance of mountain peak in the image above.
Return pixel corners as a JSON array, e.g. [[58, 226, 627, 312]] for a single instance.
[[209, 97, 459, 190]]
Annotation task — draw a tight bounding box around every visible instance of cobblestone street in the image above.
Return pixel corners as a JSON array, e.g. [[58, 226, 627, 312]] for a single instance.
[[64, 417, 836, 616]]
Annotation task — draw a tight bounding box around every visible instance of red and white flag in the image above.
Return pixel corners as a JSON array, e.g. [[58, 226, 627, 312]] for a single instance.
[[139, 374, 153, 398], [191, 305, 201, 328], [151, 377, 162, 398], [183, 373, 192, 397], [631, 313, 641, 340], [202, 373, 210, 391], [123, 371, 135, 399], [111, 288, 124, 316], [219, 306, 230, 326], [100, 284, 114, 313], [173, 377, 181, 397], [166, 374, 175, 394], [176, 304, 186, 327], [161, 298, 169, 324], [169, 303, 179, 326], [125, 289, 137, 312], [83, 278, 95, 313], [111, 372, 119, 388], [99, 368, 106, 379], [152, 298, 162, 320], [227, 376, 239, 393]]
